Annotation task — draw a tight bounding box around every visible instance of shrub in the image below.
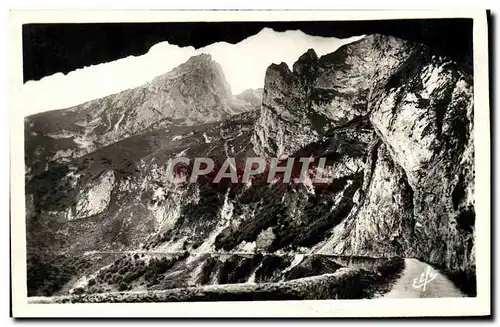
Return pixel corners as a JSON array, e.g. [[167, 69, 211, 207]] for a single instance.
[[72, 287, 85, 295], [26, 253, 92, 296], [118, 282, 129, 291]]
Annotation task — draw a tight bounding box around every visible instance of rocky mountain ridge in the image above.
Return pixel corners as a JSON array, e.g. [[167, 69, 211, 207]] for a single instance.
[[252, 34, 474, 277], [25, 34, 475, 298], [235, 88, 264, 107], [25, 53, 258, 176]]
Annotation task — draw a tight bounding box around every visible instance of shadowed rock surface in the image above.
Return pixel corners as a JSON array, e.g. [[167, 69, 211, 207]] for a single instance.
[[252, 34, 474, 282], [25, 53, 258, 175], [24, 34, 475, 301]]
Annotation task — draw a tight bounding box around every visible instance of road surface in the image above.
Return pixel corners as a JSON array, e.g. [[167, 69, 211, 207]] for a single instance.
[[381, 258, 464, 298]]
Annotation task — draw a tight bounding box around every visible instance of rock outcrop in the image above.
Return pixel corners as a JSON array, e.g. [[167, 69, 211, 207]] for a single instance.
[[24, 54, 258, 174], [65, 170, 115, 221], [253, 34, 475, 277], [24, 34, 475, 298]]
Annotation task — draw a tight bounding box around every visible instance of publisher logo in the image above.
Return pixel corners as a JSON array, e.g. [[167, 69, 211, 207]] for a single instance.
[[412, 266, 437, 292]]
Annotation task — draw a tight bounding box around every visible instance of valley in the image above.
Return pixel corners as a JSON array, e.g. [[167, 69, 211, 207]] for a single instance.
[[24, 34, 476, 302]]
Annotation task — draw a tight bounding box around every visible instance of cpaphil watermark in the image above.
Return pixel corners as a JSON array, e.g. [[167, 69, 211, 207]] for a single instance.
[[165, 156, 336, 186]]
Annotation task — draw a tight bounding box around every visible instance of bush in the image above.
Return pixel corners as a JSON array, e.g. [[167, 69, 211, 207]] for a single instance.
[[118, 282, 129, 291], [26, 253, 92, 296], [72, 287, 85, 295]]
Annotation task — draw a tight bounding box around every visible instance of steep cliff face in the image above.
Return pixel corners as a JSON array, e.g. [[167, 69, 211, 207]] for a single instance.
[[25, 34, 474, 298], [65, 170, 115, 221], [252, 36, 415, 157], [26, 110, 259, 253], [253, 34, 475, 276], [24, 54, 257, 175]]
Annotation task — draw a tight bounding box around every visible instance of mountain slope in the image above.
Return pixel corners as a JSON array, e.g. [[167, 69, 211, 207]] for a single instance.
[[25, 34, 475, 299], [24, 54, 257, 175], [235, 88, 263, 107], [252, 34, 474, 284]]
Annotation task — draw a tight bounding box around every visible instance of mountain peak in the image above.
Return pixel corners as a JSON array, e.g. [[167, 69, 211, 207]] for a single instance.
[[171, 53, 219, 73], [292, 48, 318, 77], [187, 53, 213, 63], [235, 88, 263, 107], [24, 53, 254, 168], [152, 52, 232, 98], [297, 48, 318, 62]]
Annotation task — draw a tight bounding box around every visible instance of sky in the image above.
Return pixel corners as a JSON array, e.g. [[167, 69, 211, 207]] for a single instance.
[[20, 28, 363, 116]]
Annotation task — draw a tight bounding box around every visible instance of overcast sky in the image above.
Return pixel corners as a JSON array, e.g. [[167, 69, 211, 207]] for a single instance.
[[21, 28, 362, 116]]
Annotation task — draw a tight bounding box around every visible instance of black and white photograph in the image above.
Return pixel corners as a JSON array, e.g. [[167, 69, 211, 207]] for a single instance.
[[9, 10, 491, 318]]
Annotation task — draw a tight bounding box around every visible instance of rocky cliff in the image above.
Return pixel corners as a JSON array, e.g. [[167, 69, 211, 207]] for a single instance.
[[25, 53, 256, 175], [252, 34, 474, 279], [25, 34, 475, 298]]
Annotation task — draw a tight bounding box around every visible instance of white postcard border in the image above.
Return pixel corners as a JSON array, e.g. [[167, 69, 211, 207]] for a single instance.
[[8, 9, 491, 318]]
